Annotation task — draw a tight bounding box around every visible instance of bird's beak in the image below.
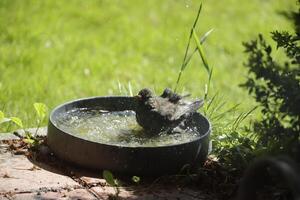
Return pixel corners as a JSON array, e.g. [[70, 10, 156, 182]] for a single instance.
[[134, 95, 142, 100]]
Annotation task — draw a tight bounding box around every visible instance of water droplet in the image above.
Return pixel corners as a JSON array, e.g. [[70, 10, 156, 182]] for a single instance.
[[83, 68, 90, 76], [45, 40, 52, 48]]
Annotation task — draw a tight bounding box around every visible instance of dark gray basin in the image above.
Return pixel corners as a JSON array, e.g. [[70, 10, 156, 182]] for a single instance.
[[47, 96, 211, 175]]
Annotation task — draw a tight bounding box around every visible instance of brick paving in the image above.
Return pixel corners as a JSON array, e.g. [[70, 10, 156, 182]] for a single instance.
[[0, 128, 217, 200], [0, 151, 80, 193]]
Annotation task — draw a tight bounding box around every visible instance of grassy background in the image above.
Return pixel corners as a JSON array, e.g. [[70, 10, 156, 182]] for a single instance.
[[0, 0, 295, 129]]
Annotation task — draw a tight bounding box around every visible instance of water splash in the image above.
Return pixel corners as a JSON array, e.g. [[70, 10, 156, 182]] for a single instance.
[[55, 109, 200, 147]]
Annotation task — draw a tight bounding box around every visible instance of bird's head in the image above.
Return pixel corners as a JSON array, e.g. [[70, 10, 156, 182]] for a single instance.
[[136, 88, 153, 102], [161, 88, 173, 98]]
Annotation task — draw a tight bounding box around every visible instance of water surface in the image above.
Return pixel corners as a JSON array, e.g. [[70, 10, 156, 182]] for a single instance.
[[55, 109, 200, 147]]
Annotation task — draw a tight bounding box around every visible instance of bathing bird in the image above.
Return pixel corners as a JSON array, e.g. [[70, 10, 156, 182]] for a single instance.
[[134, 88, 204, 134]]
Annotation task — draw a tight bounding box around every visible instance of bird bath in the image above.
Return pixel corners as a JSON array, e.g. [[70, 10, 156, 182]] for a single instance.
[[47, 96, 211, 175]]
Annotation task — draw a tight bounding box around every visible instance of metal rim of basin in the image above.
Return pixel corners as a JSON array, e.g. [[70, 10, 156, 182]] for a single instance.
[[47, 96, 211, 175]]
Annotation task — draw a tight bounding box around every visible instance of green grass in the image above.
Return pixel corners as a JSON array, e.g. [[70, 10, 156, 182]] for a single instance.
[[0, 0, 295, 129]]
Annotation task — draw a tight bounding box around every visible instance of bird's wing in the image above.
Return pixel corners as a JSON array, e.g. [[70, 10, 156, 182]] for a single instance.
[[149, 97, 177, 117], [171, 99, 204, 120]]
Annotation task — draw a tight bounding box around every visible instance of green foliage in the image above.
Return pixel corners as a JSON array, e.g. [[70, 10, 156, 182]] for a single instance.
[[10, 117, 23, 128], [183, 29, 214, 69], [102, 170, 120, 199], [0, 103, 47, 132], [0, 103, 47, 148], [0, 110, 24, 130], [131, 175, 141, 183], [34, 103, 47, 122], [0, 0, 292, 129], [241, 2, 300, 157], [0, 111, 10, 125], [210, 1, 300, 171], [206, 93, 257, 169], [33, 102, 48, 135], [23, 132, 39, 146], [174, 2, 213, 93], [192, 29, 213, 99], [103, 170, 118, 187], [192, 29, 210, 74]]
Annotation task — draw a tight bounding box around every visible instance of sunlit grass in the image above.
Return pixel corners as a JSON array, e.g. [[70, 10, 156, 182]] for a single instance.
[[0, 0, 295, 129]]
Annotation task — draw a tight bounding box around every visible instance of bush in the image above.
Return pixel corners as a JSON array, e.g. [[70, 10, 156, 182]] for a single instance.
[[241, 1, 300, 158]]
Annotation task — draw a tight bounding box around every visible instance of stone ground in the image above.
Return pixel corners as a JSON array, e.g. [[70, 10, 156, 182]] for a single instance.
[[0, 128, 218, 200]]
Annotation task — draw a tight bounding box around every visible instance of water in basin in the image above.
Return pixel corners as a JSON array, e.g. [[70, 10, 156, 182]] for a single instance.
[[54, 108, 200, 147]]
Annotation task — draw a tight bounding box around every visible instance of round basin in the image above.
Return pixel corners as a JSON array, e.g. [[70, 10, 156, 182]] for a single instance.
[[47, 96, 211, 175]]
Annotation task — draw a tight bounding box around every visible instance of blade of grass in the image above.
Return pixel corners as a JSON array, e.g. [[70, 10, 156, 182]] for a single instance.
[[233, 106, 257, 130], [117, 80, 122, 94], [192, 29, 210, 74], [232, 112, 244, 131], [211, 103, 240, 121], [239, 106, 257, 123], [205, 67, 213, 100], [183, 28, 214, 67], [205, 92, 219, 112], [208, 100, 227, 118], [128, 82, 133, 96], [232, 106, 257, 131], [200, 28, 214, 43], [175, 29, 214, 93], [174, 3, 202, 92]]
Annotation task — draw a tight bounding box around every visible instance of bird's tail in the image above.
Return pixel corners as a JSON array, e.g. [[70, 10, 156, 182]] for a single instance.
[[190, 99, 204, 112]]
